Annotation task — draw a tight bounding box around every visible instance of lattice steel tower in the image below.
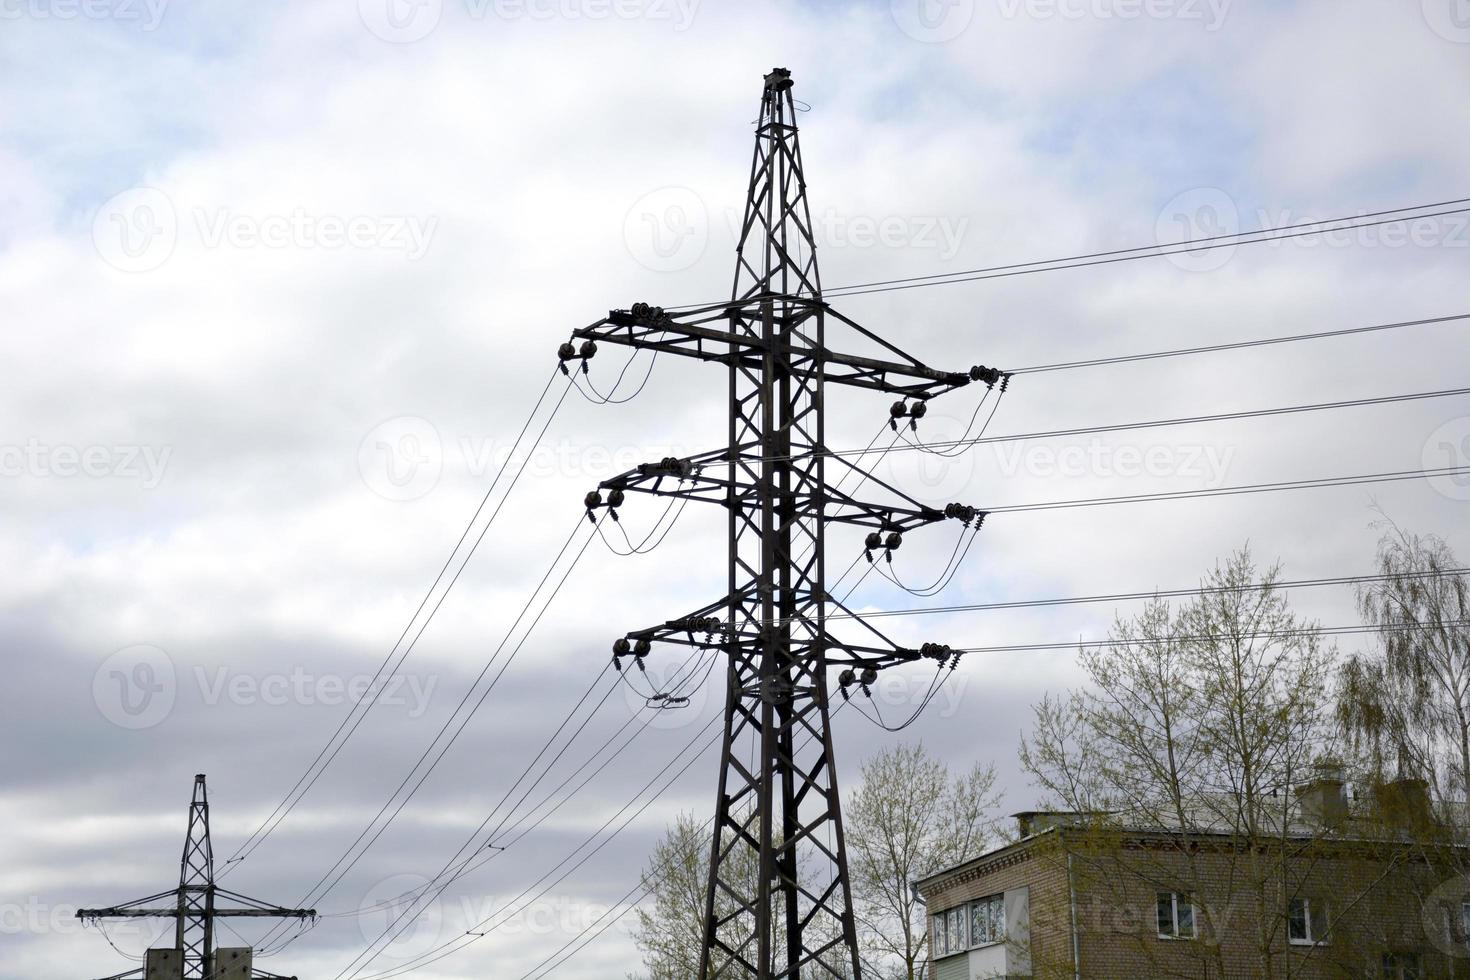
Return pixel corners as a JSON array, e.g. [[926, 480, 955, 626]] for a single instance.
[[76, 774, 317, 980], [559, 68, 1000, 978]]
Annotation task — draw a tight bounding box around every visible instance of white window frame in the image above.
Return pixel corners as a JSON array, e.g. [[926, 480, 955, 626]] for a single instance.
[[1382, 950, 1421, 980], [1287, 897, 1329, 946], [1156, 891, 1196, 940], [947, 905, 967, 953], [966, 893, 1005, 947]]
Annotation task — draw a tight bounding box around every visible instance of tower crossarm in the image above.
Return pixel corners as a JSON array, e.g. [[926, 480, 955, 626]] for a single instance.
[[590, 459, 954, 533], [561, 298, 1004, 400]]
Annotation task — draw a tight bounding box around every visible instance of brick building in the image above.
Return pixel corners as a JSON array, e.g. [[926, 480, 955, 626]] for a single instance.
[[913, 772, 1470, 979]]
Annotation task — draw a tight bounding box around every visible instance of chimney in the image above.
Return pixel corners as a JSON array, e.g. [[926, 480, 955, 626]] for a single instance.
[[1014, 811, 1090, 838], [1297, 760, 1349, 827], [1373, 777, 1435, 834]]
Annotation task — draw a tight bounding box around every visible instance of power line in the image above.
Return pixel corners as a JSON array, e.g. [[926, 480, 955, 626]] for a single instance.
[[952, 619, 1470, 655], [363, 699, 856, 980], [265, 512, 598, 948], [660, 198, 1470, 311], [895, 385, 1470, 459], [983, 464, 1470, 514], [819, 203, 1470, 300], [836, 566, 1470, 623], [345, 716, 726, 980], [336, 600, 726, 977], [753, 382, 1470, 468], [226, 370, 573, 870], [1009, 312, 1470, 375]]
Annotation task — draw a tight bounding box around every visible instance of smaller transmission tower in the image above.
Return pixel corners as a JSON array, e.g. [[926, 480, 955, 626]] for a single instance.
[[76, 774, 316, 980]]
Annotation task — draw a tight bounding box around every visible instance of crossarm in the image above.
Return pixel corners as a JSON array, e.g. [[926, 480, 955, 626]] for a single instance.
[[563, 297, 1001, 399]]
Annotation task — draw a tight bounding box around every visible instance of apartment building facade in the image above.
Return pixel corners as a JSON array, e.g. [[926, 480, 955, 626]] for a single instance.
[[914, 775, 1470, 979]]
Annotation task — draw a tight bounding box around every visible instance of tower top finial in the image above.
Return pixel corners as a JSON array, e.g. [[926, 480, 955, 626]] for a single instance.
[[764, 67, 793, 93]]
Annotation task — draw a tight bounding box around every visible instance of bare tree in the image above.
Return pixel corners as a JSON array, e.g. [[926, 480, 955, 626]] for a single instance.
[[627, 813, 718, 980], [845, 741, 1001, 980], [629, 745, 996, 980], [1022, 547, 1340, 979], [1338, 519, 1470, 802]]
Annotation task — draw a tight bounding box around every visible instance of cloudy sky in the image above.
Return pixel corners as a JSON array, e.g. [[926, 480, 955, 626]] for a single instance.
[[2, 0, 1468, 977]]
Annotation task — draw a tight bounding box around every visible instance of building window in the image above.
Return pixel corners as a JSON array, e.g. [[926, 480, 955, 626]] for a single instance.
[[969, 894, 1005, 946], [932, 895, 1007, 957], [1288, 897, 1329, 945], [947, 906, 967, 953], [1156, 892, 1195, 940], [1382, 952, 1421, 980]]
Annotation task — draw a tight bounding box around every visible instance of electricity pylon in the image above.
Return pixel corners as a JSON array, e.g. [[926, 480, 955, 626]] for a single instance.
[[76, 774, 316, 980], [558, 68, 1001, 978]]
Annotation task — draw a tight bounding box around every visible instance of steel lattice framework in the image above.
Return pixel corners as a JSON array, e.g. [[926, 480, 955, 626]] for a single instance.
[[559, 68, 1001, 978], [76, 774, 316, 980]]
